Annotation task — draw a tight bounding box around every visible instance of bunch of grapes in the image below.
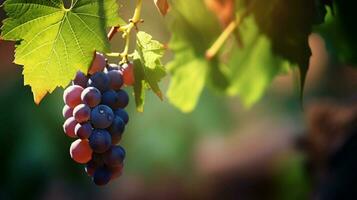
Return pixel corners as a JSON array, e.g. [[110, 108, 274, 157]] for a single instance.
[[62, 52, 134, 186]]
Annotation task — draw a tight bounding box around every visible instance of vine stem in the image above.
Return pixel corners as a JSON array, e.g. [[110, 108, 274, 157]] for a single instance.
[[107, 0, 143, 63], [205, 2, 255, 60]]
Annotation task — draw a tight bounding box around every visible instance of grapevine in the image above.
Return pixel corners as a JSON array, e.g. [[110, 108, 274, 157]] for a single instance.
[[61, 0, 145, 185], [0, 0, 356, 188], [63, 53, 130, 185]]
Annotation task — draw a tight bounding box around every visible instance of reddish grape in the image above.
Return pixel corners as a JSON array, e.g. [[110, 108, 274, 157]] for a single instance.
[[62, 105, 73, 119], [110, 164, 124, 179], [81, 87, 101, 108], [88, 52, 106, 75], [63, 117, 78, 138], [73, 104, 91, 123], [63, 85, 83, 108], [121, 62, 135, 86], [70, 139, 93, 164], [85, 160, 97, 176]]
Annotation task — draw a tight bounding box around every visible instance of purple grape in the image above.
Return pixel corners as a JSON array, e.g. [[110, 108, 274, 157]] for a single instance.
[[73, 71, 88, 87], [91, 105, 114, 129], [114, 109, 129, 124], [107, 70, 123, 91], [81, 87, 101, 108], [75, 123, 93, 139], [88, 72, 110, 92], [93, 167, 111, 186], [108, 116, 125, 144], [85, 153, 104, 176], [103, 145, 125, 167], [116, 90, 129, 108], [73, 104, 91, 123], [102, 90, 121, 109], [89, 129, 112, 153], [62, 105, 73, 119], [85, 161, 97, 177], [63, 85, 83, 108]]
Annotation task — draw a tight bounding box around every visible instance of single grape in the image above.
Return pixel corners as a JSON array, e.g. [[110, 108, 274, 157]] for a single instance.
[[81, 87, 101, 108], [116, 90, 129, 108], [89, 129, 112, 153], [85, 153, 105, 176], [121, 62, 135, 86], [73, 104, 91, 123], [85, 153, 106, 177], [85, 160, 97, 177], [107, 63, 120, 71], [88, 52, 106, 75], [103, 145, 125, 167], [107, 70, 123, 91], [109, 164, 124, 180], [102, 90, 121, 109], [75, 123, 93, 139], [114, 109, 129, 124], [63, 117, 78, 138], [63, 85, 83, 108], [108, 116, 125, 144], [70, 139, 93, 164], [73, 71, 88, 87], [91, 105, 114, 129], [62, 105, 73, 119], [88, 72, 110, 92], [93, 167, 111, 186]]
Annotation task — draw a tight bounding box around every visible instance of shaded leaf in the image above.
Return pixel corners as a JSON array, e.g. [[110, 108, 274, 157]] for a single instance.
[[316, 1, 357, 66], [226, 17, 290, 107], [248, 0, 322, 98]]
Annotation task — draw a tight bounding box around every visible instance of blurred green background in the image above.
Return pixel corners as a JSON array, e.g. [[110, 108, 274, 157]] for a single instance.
[[1, 1, 357, 200]]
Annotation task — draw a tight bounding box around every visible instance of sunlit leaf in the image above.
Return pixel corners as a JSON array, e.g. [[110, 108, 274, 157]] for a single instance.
[[1, 0, 121, 103]]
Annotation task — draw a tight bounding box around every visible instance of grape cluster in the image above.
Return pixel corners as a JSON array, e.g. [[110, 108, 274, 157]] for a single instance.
[[62, 52, 134, 186]]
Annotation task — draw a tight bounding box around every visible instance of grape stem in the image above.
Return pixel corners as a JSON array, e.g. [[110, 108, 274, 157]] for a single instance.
[[205, 2, 256, 60], [107, 0, 143, 64], [107, 0, 143, 63]]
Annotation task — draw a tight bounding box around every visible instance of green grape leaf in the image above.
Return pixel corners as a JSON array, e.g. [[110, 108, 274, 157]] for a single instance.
[[133, 31, 166, 112], [1, 0, 121, 103], [166, 49, 209, 113], [226, 17, 290, 107], [165, 0, 220, 112], [166, 0, 290, 112]]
